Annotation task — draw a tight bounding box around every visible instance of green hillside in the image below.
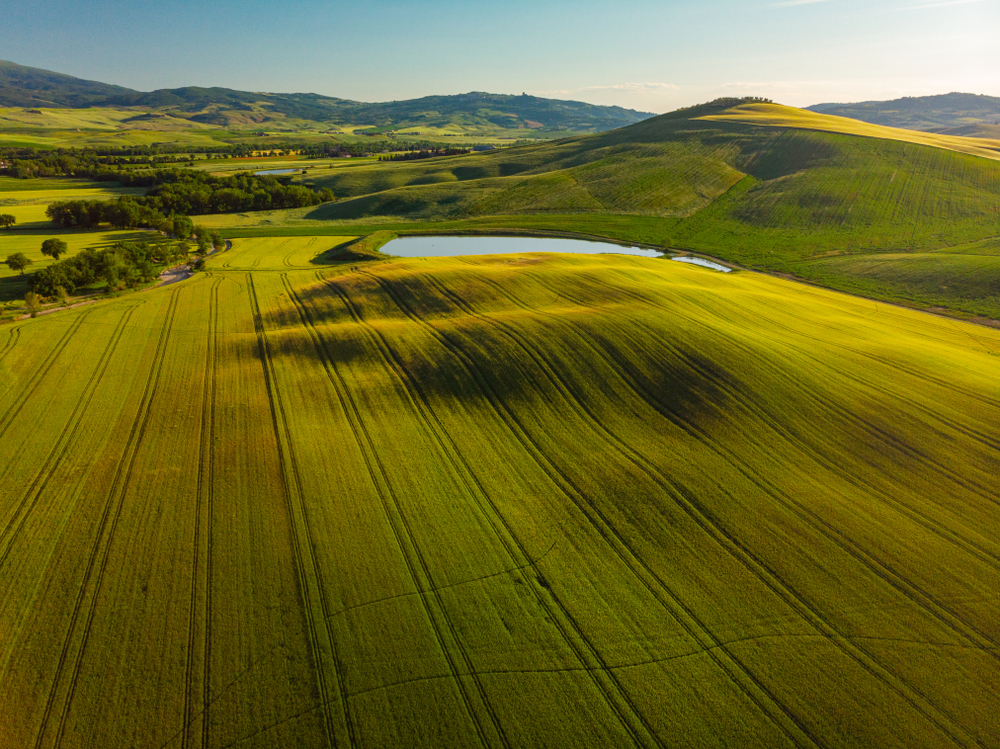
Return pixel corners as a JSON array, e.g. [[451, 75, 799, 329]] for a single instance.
[[267, 102, 1000, 319], [1, 240, 998, 748], [808, 93, 1000, 135], [0, 60, 133, 108]]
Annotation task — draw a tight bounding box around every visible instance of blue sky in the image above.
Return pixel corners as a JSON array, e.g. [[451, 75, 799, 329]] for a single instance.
[[2, 0, 998, 112]]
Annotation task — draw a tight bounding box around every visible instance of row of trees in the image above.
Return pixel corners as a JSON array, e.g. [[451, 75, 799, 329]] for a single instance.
[[379, 148, 470, 162], [2, 137, 470, 178], [6, 222, 222, 290], [45, 172, 335, 230], [46, 198, 166, 230]]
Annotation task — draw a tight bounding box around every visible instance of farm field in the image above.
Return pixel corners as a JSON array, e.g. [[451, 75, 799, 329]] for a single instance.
[[1, 236, 998, 748]]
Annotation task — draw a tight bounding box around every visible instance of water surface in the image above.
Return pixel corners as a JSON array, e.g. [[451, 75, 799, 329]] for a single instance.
[[672, 256, 732, 272], [384, 236, 663, 258], [254, 168, 299, 175]]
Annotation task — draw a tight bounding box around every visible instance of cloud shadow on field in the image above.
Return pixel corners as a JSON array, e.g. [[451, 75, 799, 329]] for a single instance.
[[577, 323, 740, 430], [266, 280, 559, 405]]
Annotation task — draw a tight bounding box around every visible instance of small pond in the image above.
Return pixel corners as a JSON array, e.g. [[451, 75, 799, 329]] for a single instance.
[[383, 236, 664, 258], [671, 256, 731, 273], [255, 168, 300, 175]]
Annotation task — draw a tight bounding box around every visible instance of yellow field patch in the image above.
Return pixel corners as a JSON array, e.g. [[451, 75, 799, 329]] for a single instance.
[[700, 103, 1000, 162]]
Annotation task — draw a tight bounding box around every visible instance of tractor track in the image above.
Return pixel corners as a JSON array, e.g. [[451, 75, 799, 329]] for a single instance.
[[0, 306, 138, 568], [320, 272, 662, 749], [359, 269, 825, 749], [278, 272, 503, 749], [514, 268, 1000, 663], [454, 268, 979, 745], [32, 291, 179, 749], [0, 313, 90, 441], [247, 274, 345, 749]]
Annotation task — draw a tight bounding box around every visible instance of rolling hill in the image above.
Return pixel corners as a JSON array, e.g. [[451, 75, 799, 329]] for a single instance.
[[1, 240, 998, 748], [0, 60, 652, 134], [807, 93, 1000, 136], [186, 100, 1000, 319]]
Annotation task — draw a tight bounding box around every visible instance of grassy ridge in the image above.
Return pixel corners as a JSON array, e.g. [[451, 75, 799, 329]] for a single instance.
[[701, 103, 1000, 161], [0, 237, 998, 747]]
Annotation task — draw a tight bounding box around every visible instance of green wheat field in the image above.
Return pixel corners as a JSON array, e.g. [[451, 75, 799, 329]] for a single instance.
[[2, 237, 998, 748]]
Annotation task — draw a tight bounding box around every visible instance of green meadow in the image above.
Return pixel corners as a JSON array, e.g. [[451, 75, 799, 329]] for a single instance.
[[1, 236, 998, 748]]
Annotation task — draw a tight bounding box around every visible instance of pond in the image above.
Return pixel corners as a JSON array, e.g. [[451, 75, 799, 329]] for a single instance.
[[254, 168, 300, 175], [383, 235, 664, 258], [671, 256, 732, 272]]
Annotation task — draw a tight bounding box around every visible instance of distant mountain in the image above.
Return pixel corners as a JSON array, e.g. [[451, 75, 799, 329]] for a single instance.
[[807, 93, 1000, 135], [0, 60, 653, 133], [0, 60, 134, 107]]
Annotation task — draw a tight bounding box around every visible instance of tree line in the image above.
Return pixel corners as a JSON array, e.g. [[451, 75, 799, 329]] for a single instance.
[[44, 170, 334, 230], [1, 137, 474, 177], [379, 148, 470, 162]]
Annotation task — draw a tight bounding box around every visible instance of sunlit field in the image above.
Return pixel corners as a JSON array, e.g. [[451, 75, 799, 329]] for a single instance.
[[2, 237, 998, 748]]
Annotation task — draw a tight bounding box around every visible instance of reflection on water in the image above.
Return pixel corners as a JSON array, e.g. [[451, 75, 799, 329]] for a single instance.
[[384, 236, 664, 258], [672, 256, 731, 272]]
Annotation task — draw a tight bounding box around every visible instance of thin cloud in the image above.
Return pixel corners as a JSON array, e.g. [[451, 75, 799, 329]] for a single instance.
[[771, 0, 833, 7], [532, 83, 680, 98], [581, 82, 681, 92], [904, 0, 989, 8]]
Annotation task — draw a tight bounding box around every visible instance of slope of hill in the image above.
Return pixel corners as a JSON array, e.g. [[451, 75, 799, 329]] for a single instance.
[[808, 93, 1000, 135], [199, 100, 1000, 318], [0, 60, 134, 108], [1, 243, 998, 748], [0, 60, 653, 133]]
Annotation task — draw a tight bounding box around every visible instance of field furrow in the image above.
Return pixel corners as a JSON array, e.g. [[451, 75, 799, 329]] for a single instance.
[[315, 273, 663, 749], [34, 291, 180, 749], [418, 268, 975, 746], [354, 268, 826, 749], [269, 273, 511, 749]]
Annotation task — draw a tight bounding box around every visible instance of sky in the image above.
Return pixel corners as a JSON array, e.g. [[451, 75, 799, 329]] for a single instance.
[[2, 0, 999, 113]]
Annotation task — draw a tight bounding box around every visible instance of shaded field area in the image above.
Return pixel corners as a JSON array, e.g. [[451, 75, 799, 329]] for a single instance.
[[1, 237, 998, 748]]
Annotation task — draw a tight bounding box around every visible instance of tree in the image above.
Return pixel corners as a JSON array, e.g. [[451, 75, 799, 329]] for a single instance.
[[0, 214, 15, 230], [171, 215, 194, 240], [41, 238, 68, 261], [5, 253, 32, 275], [24, 292, 42, 319]]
